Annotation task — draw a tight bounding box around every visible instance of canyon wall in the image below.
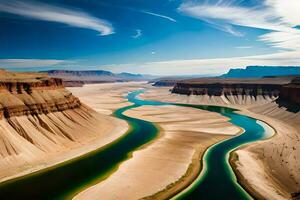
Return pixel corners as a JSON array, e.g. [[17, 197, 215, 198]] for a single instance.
[[172, 82, 281, 97], [0, 71, 127, 181], [0, 78, 81, 118], [279, 78, 300, 105], [170, 77, 299, 106]]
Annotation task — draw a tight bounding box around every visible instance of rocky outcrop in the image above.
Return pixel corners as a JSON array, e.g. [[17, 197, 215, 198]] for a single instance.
[[170, 77, 300, 105], [172, 82, 281, 97], [0, 76, 81, 118], [171, 78, 290, 98], [279, 77, 300, 105]]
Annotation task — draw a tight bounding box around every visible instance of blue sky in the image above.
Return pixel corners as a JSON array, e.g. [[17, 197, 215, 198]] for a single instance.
[[0, 0, 299, 75]]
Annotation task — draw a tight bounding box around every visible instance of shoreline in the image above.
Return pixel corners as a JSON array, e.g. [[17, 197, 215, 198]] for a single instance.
[[166, 127, 245, 200], [169, 106, 280, 200], [73, 103, 241, 200], [71, 122, 163, 199], [72, 125, 164, 200], [0, 112, 129, 185], [140, 89, 287, 199], [128, 105, 242, 200], [229, 110, 290, 199]]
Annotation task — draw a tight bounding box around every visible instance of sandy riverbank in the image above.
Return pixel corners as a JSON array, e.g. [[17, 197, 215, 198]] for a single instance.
[[0, 85, 129, 184], [68, 82, 149, 115], [74, 101, 240, 199], [141, 86, 300, 200]]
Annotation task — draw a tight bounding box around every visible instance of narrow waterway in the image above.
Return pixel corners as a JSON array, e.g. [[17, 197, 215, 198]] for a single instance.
[[172, 104, 273, 199], [0, 90, 273, 199]]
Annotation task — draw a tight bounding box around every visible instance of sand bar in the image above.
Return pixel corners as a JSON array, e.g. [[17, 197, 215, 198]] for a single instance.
[[74, 103, 240, 200]]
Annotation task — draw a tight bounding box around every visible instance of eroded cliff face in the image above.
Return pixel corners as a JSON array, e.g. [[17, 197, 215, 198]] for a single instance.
[[0, 70, 126, 181], [172, 82, 281, 98], [0, 78, 82, 118], [279, 78, 300, 105], [170, 77, 298, 105]]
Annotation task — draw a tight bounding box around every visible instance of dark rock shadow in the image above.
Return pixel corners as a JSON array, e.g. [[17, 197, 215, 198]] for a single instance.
[[275, 99, 300, 113]]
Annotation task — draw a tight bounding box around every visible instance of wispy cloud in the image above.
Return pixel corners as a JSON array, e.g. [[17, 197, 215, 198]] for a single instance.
[[141, 10, 177, 22], [132, 29, 142, 39], [178, 0, 300, 51], [0, 0, 114, 35], [99, 50, 300, 76], [0, 59, 73, 68]]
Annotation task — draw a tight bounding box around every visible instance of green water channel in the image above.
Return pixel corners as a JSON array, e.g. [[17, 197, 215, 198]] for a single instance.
[[0, 90, 273, 199]]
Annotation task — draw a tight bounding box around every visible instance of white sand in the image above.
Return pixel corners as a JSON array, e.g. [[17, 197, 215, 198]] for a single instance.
[[74, 104, 240, 200], [68, 82, 149, 115]]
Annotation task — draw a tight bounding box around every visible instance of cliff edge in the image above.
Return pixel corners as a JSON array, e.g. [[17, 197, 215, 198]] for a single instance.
[[0, 70, 127, 182]]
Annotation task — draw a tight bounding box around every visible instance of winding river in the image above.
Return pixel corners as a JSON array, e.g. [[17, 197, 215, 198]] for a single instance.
[[0, 90, 273, 199]]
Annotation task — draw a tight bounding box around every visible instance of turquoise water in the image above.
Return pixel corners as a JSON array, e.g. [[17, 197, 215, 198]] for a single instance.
[[0, 90, 159, 199], [172, 104, 270, 199], [138, 92, 272, 199], [0, 90, 272, 199]]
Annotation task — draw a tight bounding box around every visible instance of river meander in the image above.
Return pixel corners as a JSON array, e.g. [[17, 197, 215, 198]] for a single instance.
[[0, 90, 273, 199]]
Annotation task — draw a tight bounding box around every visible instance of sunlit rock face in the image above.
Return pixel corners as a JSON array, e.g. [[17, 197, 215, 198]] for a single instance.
[[0, 70, 119, 181], [0, 71, 81, 119]]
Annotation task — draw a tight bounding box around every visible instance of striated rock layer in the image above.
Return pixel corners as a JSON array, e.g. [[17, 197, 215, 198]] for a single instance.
[[171, 77, 300, 106], [171, 78, 290, 97], [0, 70, 127, 181], [0, 72, 81, 118]]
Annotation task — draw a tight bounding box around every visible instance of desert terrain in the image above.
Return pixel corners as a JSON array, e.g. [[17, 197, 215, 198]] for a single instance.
[[1, 73, 298, 200], [141, 83, 300, 200], [68, 82, 241, 200], [0, 71, 128, 182], [74, 105, 240, 200]]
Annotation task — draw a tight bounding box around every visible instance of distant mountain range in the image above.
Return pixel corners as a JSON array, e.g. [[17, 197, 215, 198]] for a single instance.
[[41, 70, 158, 86], [221, 66, 300, 78]]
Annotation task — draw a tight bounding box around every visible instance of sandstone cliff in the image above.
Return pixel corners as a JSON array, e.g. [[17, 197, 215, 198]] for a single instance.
[[170, 77, 298, 105], [0, 78, 81, 118], [0, 70, 127, 181]]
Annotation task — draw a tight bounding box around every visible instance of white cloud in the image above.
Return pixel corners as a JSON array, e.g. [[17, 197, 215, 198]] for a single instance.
[[178, 0, 300, 51], [0, 0, 113, 35], [141, 10, 177, 22], [132, 29, 142, 39], [99, 51, 300, 76], [266, 0, 300, 26], [0, 59, 72, 68], [179, 3, 284, 31]]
